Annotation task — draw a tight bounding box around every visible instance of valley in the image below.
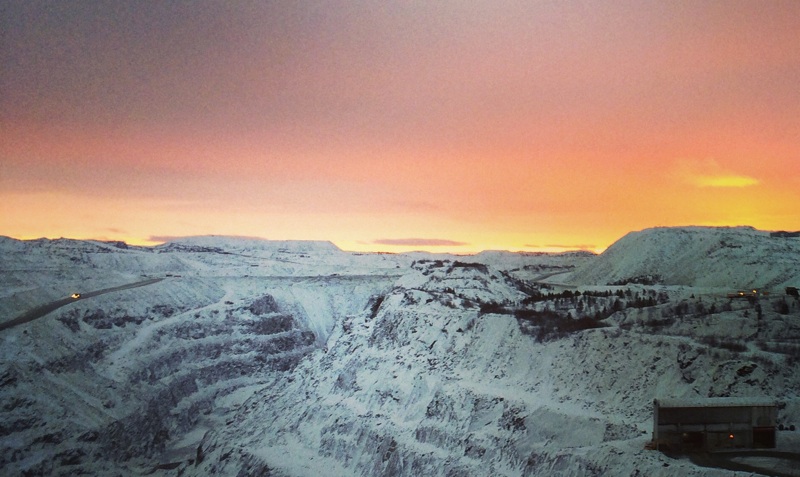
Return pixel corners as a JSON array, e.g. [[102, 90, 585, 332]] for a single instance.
[[1, 227, 799, 476]]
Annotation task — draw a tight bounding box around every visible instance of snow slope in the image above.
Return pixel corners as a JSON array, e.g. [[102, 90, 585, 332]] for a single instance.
[[189, 257, 800, 477], [1, 229, 798, 476], [565, 226, 800, 289]]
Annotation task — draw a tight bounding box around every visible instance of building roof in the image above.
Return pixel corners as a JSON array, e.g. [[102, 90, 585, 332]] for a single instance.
[[655, 397, 776, 409]]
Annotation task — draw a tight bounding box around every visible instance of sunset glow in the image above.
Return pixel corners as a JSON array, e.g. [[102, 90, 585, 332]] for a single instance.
[[693, 175, 760, 188], [2, 2, 799, 253]]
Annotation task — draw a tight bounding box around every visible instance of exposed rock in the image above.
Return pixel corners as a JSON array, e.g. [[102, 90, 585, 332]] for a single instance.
[[248, 294, 280, 316]]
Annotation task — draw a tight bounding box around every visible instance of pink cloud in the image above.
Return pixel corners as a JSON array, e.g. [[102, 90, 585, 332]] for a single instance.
[[373, 238, 468, 247]]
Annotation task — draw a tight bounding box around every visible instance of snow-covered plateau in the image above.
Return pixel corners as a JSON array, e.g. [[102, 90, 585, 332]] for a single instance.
[[1, 227, 799, 476]]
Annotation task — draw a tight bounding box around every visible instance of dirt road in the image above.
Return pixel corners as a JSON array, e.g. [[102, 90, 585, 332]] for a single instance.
[[0, 278, 163, 332]]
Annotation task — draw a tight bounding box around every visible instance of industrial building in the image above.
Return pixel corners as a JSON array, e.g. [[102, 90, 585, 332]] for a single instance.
[[653, 397, 777, 452]]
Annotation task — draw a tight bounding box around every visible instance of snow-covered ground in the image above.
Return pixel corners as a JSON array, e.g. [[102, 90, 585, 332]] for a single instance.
[[1, 228, 799, 476], [565, 226, 800, 289]]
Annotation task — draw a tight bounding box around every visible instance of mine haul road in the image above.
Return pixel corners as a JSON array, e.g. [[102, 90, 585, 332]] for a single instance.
[[0, 278, 164, 332]]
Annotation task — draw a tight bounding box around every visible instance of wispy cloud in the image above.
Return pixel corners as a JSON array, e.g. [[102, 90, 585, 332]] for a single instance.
[[147, 234, 267, 244], [373, 238, 468, 247], [147, 235, 184, 243], [526, 244, 596, 251], [676, 159, 760, 188], [691, 175, 760, 188]]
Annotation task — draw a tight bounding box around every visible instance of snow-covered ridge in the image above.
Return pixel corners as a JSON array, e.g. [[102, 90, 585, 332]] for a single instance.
[[567, 226, 800, 289], [155, 235, 342, 254]]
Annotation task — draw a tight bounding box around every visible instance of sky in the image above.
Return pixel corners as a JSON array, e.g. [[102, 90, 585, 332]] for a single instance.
[[1, 1, 799, 254]]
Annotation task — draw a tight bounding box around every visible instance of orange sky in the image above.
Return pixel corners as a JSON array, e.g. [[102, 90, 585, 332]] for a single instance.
[[2, 1, 799, 253]]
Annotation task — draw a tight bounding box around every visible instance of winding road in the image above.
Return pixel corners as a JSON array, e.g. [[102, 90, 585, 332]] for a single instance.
[[0, 278, 164, 332], [690, 450, 800, 477]]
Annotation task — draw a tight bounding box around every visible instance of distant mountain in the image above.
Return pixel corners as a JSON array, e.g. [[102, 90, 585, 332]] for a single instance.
[[566, 226, 800, 289], [156, 235, 342, 254]]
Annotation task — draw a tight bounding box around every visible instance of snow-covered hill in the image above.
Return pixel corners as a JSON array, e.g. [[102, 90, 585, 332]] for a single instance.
[[1, 229, 798, 476], [565, 226, 800, 289]]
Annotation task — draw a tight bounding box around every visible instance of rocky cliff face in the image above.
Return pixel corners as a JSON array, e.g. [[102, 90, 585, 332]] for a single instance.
[[0, 237, 404, 475], [1, 231, 799, 476], [189, 258, 800, 477]]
